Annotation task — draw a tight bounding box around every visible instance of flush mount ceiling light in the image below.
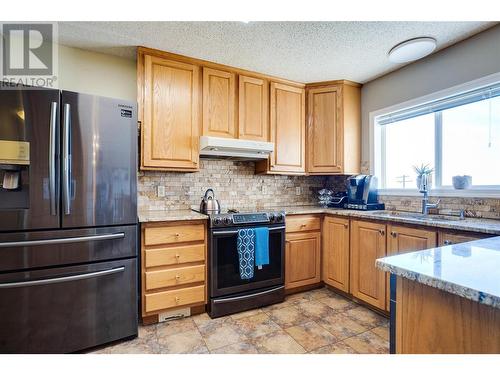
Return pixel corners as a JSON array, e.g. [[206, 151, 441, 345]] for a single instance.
[[388, 37, 437, 63]]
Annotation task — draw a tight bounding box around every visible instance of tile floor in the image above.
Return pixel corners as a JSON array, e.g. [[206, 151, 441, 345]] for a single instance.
[[91, 287, 389, 354]]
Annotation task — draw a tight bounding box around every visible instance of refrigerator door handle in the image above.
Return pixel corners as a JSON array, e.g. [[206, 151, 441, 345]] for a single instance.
[[0, 232, 125, 248], [0, 267, 125, 289], [62, 103, 71, 215], [49, 101, 58, 216]]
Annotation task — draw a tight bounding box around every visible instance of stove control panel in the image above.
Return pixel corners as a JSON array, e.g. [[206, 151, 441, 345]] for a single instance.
[[210, 211, 285, 228]]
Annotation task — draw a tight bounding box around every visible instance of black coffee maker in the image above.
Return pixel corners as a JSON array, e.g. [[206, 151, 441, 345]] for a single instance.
[[345, 175, 385, 211]]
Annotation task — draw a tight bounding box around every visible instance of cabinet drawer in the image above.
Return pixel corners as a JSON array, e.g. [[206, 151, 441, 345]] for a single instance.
[[438, 231, 487, 246], [144, 224, 205, 246], [286, 215, 321, 233], [145, 244, 205, 268], [144, 285, 205, 313], [145, 265, 205, 291]]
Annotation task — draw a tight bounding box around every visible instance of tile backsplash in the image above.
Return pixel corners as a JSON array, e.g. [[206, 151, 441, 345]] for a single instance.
[[138, 159, 500, 219], [138, 159, 329, 211]]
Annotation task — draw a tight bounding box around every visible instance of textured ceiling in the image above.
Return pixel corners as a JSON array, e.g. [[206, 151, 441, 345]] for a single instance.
[[57, 21, 496, 83]]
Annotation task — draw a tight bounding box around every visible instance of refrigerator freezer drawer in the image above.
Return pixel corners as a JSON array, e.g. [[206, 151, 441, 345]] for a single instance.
[[0, 258, 138, 353], [0, 225, 137, 272]]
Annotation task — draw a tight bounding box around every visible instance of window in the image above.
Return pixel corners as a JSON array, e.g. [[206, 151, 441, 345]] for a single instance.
[[374, 81, 500, 192]]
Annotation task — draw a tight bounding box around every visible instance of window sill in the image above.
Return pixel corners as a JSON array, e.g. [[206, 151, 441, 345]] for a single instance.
[[378, 189, 500, 199]]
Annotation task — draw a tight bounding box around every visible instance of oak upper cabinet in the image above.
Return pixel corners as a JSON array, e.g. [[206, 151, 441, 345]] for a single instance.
[[322, 216, 350, 292], [306, 82, 361, 175], [140, 53, 200, 171], [256, 82, 306, 174], [238, 75, 269, 141], [350, 220, 387, 310], [202, 67, 237, 138]]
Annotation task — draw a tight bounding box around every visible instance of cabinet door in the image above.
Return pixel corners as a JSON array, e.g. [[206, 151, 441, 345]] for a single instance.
[[350, 220, 387, 310], [285, 231, 321, 290], [202, 67, 236, 138], [307, 86, 343, 174], [386, 225, 437, 310], [142, 55, 199, 170], [322, 216, 350, 292], [238, 75, 269, 141], [269, 82, 306, 173]]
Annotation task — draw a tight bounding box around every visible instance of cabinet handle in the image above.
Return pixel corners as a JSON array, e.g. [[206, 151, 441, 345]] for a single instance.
[[379, 229, 385, 236]]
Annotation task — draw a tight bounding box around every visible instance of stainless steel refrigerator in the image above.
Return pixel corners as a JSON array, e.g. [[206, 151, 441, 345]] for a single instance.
[[0, 87, 138, 353]]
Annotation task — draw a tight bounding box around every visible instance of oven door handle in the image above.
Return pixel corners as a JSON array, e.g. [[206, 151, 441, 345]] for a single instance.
[[212, 285, 285, 304], [212, 225, 285, 236]]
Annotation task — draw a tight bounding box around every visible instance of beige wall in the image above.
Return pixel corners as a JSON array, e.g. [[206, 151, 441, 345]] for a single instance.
[[361, 24, 500, 167], [56, 45, 136, 101]]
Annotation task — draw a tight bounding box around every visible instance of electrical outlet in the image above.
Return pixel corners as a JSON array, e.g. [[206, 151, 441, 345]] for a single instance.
[[295, 187, 302, 195], [157, 185, 166, 197]]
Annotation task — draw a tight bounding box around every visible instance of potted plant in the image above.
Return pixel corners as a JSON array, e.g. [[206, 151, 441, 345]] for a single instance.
[[413, 163, 434, 190]]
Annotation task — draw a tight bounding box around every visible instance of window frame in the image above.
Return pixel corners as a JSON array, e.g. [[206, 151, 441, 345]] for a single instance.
[[369, 72, 500, 198]]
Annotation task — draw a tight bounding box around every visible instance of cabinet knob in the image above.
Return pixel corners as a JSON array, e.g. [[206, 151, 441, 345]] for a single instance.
[[175, 297, 180, 303], [175, 275, 180, 280], [344, 224, 349, 228], [175, 233, 180, 237], [379, 229, 385, 236], [443, 240, 452, 245], [175, 254, 180, 258], [300, 224, 307, 227], [390, 231, 397, 238]]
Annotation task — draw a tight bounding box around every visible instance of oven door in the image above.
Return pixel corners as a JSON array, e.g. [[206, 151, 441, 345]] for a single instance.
[[210, 224, 285, 297]]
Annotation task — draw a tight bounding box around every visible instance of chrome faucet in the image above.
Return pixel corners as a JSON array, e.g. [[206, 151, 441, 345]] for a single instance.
[[418, 174, 440, 215]]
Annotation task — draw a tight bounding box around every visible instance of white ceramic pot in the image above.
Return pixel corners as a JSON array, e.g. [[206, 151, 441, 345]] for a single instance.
[[452, 175, 472, 189]]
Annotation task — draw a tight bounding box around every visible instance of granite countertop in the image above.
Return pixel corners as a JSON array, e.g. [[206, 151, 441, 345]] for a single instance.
[[280, 206, 500, 235], [138, 209, 208, 222], [376, 237, 500, 309], [137, 205, 500, 235]]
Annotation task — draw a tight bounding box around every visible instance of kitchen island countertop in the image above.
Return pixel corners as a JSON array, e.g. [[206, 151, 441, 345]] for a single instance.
[[376, 236, 500, 309]]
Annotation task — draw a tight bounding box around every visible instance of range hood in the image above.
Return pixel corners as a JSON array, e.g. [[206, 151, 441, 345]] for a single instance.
[[199, 136, 274, 159]]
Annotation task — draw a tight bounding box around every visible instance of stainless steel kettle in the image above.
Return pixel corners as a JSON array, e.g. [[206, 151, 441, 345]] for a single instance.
[[199, 188, 221, 214]]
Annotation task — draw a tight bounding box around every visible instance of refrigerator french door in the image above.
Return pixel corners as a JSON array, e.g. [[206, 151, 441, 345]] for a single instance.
[[0, 86, 138, 353]]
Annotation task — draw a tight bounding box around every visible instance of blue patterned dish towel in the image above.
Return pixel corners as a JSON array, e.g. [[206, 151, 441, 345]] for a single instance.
[[237, 228, 256, 279]]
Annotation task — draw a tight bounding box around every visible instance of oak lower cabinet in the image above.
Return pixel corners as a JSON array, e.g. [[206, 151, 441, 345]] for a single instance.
[[438, 230, 487, 246], [386, 225, 437, 310], [306, 81, 361, 175], [256, 82, 306, 175], [141, 220, 207, 320], [285, 215, 321, 290], [322, 216, 350, 292], [139, 52, 200, 171], [350, 220, 387, 310]]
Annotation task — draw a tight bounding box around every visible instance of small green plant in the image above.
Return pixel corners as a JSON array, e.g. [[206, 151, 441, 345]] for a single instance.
[[413, 163, 434, 177]]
